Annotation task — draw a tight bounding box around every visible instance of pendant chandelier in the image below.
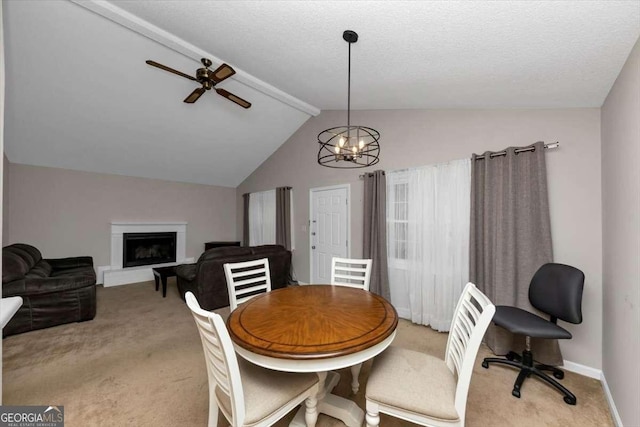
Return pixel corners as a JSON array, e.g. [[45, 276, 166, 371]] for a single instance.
[[317, 30, 380, 168]]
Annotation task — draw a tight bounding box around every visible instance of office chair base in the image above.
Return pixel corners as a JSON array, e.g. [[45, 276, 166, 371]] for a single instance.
[[505, 351, 565, 379], [482, 351, 577, 405]]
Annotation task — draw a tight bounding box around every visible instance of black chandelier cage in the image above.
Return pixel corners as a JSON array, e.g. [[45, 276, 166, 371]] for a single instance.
[[317, 30, 381, 169]]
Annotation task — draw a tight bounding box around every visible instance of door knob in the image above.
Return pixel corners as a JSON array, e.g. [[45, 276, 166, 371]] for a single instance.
[[312, 246, 316, 249]]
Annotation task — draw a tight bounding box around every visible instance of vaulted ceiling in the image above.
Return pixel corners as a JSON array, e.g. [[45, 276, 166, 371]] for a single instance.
[[3, 1, 639, 187]]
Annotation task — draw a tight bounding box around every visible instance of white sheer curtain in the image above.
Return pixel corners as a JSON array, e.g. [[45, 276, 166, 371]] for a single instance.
[[387, 158, 471, 331], [249, 190, 276, 246]]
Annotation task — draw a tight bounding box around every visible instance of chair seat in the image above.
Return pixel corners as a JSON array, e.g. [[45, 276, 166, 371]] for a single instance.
[[493, 306, 572, 339], [216, 358, 319, 426], [366, 346, 460, 422]]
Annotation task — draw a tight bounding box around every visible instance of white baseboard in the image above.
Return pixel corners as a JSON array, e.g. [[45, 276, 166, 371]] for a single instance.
[[297, 281, 309, 285], [562, 361, 622, 426], [562, 360, 601, 379], [99, 258, 194, 287], [600, 372, 624, 427]]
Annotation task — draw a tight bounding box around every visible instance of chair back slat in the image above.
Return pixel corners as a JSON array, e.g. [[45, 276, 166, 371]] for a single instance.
[[224, 258, 272, 311], [185, 292, 246, 426], [330, 257, 373, 291], [444, 283, 495, 423]]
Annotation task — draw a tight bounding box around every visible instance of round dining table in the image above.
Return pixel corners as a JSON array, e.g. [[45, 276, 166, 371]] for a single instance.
[[227, 285, 398, 427]]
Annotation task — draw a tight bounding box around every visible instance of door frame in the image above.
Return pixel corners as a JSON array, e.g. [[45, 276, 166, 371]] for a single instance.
[[309, 183, 351, 284]]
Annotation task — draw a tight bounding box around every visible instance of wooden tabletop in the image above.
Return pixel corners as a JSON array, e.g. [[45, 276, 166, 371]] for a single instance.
[[227, 285, 398, 360]]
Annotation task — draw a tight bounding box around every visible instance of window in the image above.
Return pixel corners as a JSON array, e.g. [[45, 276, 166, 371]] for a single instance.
[[387, 173, 409, 266], [249, 190, 276, 246], [247, 188, 295, 249]]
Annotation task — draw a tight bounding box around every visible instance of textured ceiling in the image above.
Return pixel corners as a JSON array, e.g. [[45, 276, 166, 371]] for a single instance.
[[3, 1, 639, 187], [111, 0, 640, 109]]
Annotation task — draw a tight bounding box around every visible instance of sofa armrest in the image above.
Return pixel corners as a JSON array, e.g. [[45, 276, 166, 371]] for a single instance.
[[4, 274, 95, 297], [176, 264, 197, 281], [45, 256, 94, 270]]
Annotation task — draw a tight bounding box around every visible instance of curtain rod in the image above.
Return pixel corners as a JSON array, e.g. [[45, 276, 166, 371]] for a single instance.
[[474, 141, 559, 160], [358, 171, 386, 180]]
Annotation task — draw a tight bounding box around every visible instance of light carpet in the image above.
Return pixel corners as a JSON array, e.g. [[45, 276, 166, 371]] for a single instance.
[[2, 281, 613, 426]]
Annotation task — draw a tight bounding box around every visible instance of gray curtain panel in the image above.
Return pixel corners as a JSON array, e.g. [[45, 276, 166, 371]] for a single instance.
[[242, 193, 250, 247], [275, 187, 292, 250], [469, 141, 561, 365], [363, 170, 391, 300]]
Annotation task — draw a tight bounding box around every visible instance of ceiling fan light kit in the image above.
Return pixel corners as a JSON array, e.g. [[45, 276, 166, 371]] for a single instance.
[[317, 30, 380, 169], [145, 58, 251, 109]]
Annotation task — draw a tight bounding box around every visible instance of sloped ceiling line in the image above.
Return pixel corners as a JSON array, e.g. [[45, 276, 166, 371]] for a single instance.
[[70, 0, 321, 117]]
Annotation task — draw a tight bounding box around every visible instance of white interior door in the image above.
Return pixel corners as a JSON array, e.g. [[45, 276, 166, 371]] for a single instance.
[[310, 186, 349, 284]]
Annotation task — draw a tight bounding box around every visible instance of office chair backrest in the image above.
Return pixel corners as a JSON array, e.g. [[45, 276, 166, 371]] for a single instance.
[[529, 263, 585, 324]]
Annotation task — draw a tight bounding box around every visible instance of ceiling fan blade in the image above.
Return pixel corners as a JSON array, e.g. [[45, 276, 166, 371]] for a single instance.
[[208, 63, 236, 83], [184, 87, 206, 103], [215, 88, 251, 109], [146, 60, 196, 81]]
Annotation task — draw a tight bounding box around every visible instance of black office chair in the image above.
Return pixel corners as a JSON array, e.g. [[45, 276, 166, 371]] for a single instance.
[[482, 263, 585, 405]]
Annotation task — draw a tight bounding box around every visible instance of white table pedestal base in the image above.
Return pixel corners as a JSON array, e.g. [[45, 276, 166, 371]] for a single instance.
[[290, 371, 364, 427]]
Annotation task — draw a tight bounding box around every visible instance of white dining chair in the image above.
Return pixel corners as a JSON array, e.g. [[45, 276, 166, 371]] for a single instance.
[[330, 257, 373, 291], [364, 282, 495, 427], [330, 257, 373, 394], [185, 292, 320, 427], [224, 258, 272, 311]]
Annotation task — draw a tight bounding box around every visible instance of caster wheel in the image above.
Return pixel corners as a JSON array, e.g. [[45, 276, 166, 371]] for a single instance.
[[564, 396, 576, 405], [482, 361, 489, 369], [512, 389, 521, 398], [553, 371, 565, 380]]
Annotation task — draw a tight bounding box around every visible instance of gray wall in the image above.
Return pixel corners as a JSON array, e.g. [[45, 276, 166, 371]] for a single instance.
[[3, 153, 8, 246], [237, 108, 603, 369], [601, 38, 640, 427], [6, 163, 237, 267]]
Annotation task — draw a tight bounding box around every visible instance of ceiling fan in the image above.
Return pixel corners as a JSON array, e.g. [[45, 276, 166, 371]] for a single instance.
[[145, 58, 251, 109]]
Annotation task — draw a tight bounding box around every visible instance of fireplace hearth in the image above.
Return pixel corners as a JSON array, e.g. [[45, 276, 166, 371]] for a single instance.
[[123, 232, 177, 268]]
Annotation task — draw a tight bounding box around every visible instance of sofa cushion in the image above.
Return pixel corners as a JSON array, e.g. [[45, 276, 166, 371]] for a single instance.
[[28, 260, 52, 278], [2, 251, 30, 283], [8, 243, 42, 268], [198, 246, 252, 262]]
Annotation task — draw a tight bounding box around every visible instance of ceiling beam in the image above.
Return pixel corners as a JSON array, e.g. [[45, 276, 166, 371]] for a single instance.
[[70, 0, 321, 117]]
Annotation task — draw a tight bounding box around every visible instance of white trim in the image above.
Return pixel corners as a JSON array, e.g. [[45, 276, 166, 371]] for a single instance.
[[600, 372, 623, 427], [309, 184, 351, 284], [562, 360, 623, 426], [97, 258, 195, 286], [562, 360, 602, 380], [105, 221, 189, 286], [69, 0, 320, 117]]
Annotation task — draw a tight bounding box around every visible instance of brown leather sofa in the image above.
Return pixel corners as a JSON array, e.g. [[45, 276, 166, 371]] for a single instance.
[[176, 245, 293, 310], [2, 243, 97, 337]]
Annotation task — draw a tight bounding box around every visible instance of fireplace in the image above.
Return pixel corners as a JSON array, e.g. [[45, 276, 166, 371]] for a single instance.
[[122, 232, 177, 268]]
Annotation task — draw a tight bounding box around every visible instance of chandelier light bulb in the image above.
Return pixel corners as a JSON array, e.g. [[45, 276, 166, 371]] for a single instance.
[[339, 137, 345, 147], [335, 145, 341, 154], [359, 139, 365, 149], [352, 146, 358, 154]]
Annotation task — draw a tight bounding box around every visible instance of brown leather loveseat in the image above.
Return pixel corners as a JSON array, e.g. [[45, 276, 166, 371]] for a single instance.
[[2, 243, 97, 337], [176, 245, 292, 310]]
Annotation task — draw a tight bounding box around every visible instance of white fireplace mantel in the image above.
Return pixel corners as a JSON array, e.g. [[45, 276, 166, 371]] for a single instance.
[[102, 221, 192, 287]]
